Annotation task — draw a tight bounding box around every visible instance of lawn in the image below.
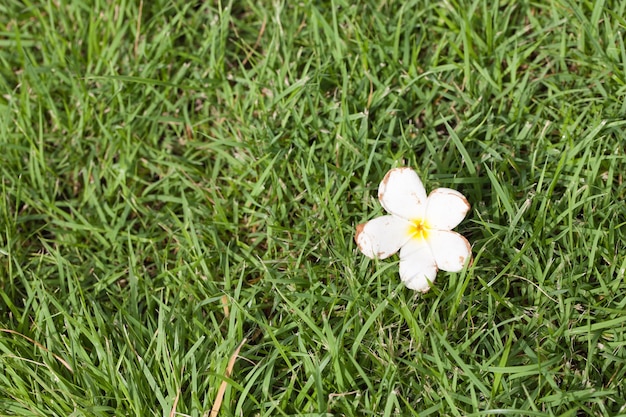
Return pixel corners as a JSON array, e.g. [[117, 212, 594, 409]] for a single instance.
[[1, 0, 626, 416]]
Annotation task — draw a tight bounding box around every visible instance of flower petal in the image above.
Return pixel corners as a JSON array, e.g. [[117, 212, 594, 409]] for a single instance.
[[378, 167, 427, 220], [428, 230, 471, 272], [425, 188, 470, 230], [355, 215, 411, 259], [399, 239, 438, 292]]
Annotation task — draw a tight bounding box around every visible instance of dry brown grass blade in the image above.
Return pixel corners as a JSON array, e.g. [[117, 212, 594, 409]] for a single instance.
[[221, 294, 229, 318], [0, 328, 73, 372], [208, 338, 247, 417], [169, 389, 180, 417], [134, 0, 143, 58]]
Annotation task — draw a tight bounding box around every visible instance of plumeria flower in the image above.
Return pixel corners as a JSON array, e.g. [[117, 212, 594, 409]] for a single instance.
[[355, 167, 471, 292]]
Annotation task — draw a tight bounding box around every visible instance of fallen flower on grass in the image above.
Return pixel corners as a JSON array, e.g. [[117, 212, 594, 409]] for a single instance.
[[355, 167, 471, 292]]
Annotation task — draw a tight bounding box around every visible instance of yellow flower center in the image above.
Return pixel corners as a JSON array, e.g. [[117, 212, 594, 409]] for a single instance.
[[408, 218, 430, 241]]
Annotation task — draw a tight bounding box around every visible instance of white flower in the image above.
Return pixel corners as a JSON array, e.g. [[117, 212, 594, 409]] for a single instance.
[[355, 167, 472, 292]]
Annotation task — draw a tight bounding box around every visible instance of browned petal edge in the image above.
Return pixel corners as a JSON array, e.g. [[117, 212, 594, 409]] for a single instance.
[[462, 235, 473, 267], [377, 171, 391, 201], [380, 168, 395, 188], [460, 193, 471, 211], [378, 167, 409, 202], [406, 269, 437, 293], [418, 276, 436, 294], [431, 188, 471, 212], [355, 223, 365, 245]]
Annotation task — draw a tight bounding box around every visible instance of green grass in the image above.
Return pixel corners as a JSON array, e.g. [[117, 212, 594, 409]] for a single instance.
[[1, 0, 626, 416]]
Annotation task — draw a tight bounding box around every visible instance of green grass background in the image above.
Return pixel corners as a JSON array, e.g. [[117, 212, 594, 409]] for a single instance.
[[1, 0, 626, 416]]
